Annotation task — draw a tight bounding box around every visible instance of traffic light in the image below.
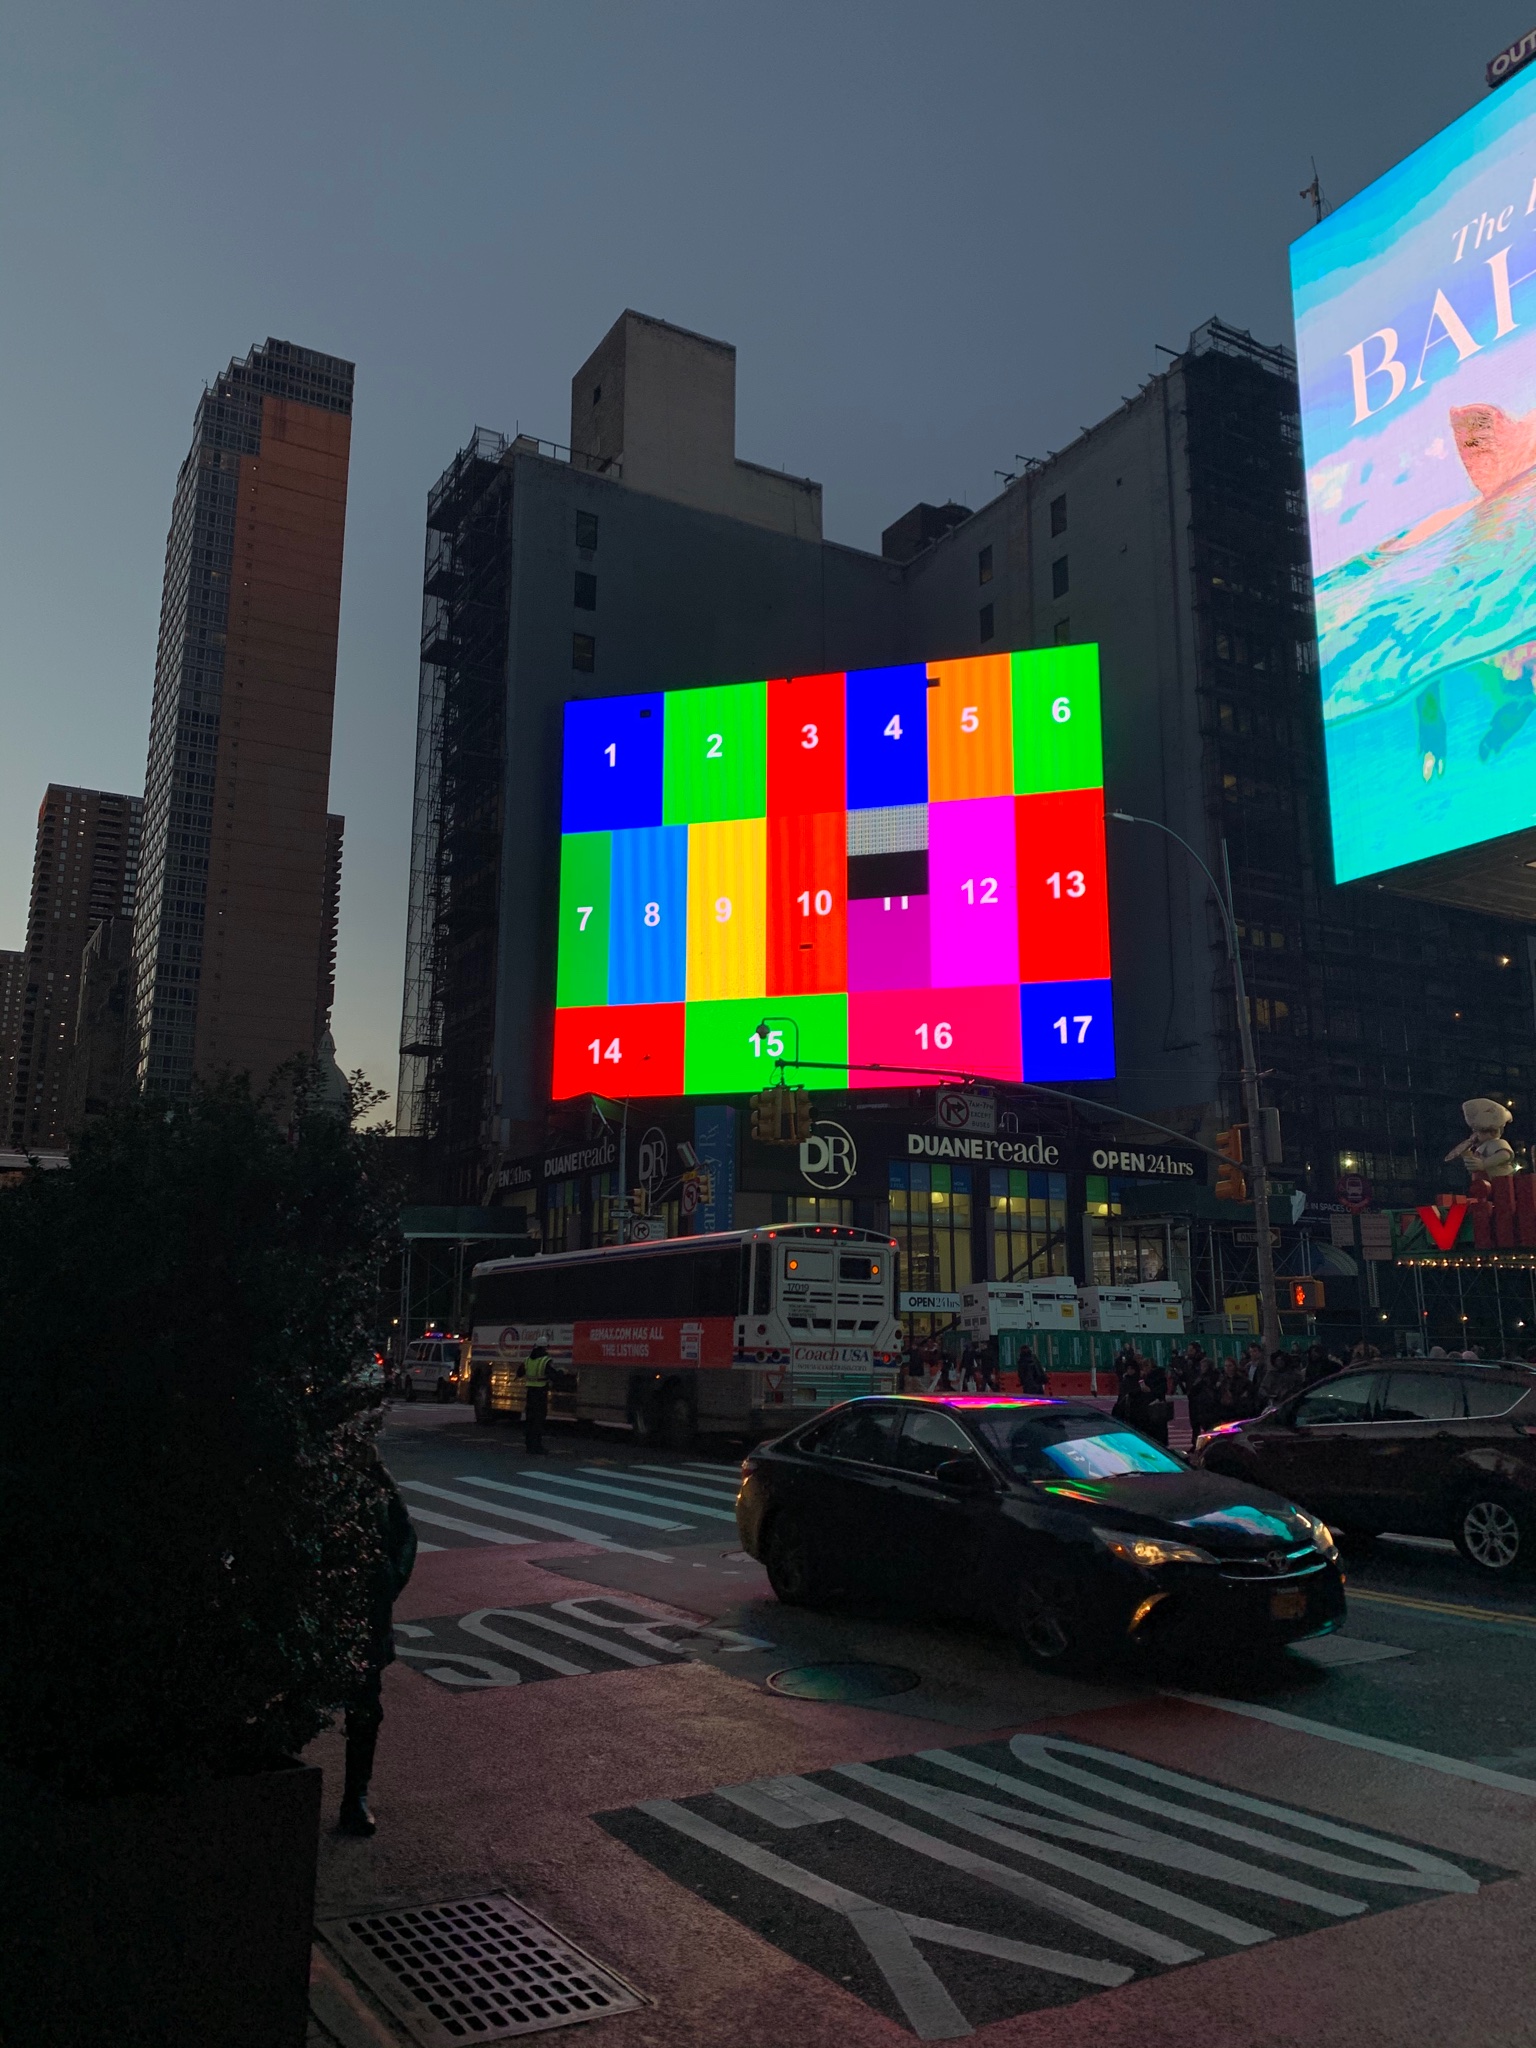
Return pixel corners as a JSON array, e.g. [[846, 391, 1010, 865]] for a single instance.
[[1288, 1278, 1325, 1311], [749, 1086, 811, 1146], [749, 1091, 774, 1142], [792, 1089, 814, 1142], [1215, 1124, 1247, 1201], [631, 1186, 648, 1216]]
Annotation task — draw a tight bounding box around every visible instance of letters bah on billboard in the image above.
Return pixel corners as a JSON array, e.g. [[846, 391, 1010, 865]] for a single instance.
[[551, 648, 1115, 1099], [1293, 67, 1536, 882]]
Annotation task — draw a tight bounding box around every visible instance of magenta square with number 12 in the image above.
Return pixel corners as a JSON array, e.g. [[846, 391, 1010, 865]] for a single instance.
[[927, 797, 1019, 988]]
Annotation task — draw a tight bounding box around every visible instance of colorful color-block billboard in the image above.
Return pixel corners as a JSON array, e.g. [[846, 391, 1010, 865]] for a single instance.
[[1293, 68, 1536, 882], [551, 648, 1114, 1099]]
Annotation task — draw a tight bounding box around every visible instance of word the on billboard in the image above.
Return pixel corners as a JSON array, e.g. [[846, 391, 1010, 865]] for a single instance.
[[1292, 66, 1536, 881], [551, 648, 1115, 1098]]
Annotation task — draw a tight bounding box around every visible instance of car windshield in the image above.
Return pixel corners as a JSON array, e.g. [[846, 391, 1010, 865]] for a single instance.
[[972, 1405, 1185, 1479]]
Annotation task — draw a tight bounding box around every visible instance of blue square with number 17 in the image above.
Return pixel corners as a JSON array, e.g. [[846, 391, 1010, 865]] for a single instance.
[[1020, 978, 1115, 1081], [563, 693, 665, 832]]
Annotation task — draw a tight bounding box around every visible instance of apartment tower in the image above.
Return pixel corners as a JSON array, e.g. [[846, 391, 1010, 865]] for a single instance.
[[131, 338, 353, 1097], [8, 785, 142, 1151]]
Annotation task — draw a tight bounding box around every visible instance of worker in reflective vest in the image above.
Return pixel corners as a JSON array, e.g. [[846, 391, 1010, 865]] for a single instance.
[[522, 1340, 552, 1455]]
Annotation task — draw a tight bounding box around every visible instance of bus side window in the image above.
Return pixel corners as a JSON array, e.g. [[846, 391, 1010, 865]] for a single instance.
[[752, 1245, 772, 1316], [738, 1244, 753, 1315]]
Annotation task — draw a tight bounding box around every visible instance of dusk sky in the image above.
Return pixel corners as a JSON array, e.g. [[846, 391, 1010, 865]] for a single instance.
[[1, 1, 1523, 1108]]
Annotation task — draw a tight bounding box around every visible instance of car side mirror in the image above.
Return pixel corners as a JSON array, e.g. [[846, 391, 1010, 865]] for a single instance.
[[936, 1456, 989, 1493]]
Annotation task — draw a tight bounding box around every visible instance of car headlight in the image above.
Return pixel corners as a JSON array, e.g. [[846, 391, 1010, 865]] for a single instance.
[[1292, 1509, 1339, 1561], [1092, 1527, 1215, 1569]]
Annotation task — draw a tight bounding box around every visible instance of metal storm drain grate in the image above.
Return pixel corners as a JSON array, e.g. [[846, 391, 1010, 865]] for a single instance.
[[318, 1893, 645, 2043]]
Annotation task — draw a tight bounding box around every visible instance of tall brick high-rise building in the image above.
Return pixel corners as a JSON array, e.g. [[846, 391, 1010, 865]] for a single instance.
[[8, 785, 142, 1151], [131, 338, 353, 1098], [0, 948, 25, 1137]]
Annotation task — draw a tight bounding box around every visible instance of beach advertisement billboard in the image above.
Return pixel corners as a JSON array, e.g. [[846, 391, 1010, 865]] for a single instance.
[[1293, 69, 1536, 881]]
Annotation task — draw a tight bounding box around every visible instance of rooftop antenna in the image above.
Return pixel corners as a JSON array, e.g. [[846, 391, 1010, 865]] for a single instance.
[[1300, 158, 1326, 224]]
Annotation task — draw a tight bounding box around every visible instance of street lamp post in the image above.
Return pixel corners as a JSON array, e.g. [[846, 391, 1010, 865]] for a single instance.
[[1108, 811, 1282, 1357]]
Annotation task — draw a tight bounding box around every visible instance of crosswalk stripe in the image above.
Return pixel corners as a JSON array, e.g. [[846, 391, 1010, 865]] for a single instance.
[[570, 1469, 740, 1521], [415, 1540, 446, 1553], [403, 1504, 534, 1546], [401, 1480, 672, 1560], [453, 1474, 687, 1531], [673, 1462, 750, 1484], [630, 1466, 745, 1499]]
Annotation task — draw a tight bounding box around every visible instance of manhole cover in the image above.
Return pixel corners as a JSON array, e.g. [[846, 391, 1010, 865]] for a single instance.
[[765, 1661, 921, 1701], [318, 1893, 645, 2043]]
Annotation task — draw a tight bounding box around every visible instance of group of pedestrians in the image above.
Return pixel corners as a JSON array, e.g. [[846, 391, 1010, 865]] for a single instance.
[[898, 1334, 1050, 1396], [1120, 1336, 1363, 1441]]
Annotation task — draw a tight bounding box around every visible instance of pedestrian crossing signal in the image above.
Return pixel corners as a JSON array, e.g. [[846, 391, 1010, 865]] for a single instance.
[[1215, 1125, 1247, 1202], [1288, 1278, 1325, 1310]]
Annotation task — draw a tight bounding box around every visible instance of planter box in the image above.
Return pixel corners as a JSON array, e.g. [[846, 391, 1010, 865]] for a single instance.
[[0, 1756, 321, 2048]]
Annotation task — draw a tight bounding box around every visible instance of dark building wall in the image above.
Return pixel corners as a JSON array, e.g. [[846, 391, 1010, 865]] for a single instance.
[[9, 785, 141, 1150], [64, 915, 136, 1127], [0, 949, 26, 1132]]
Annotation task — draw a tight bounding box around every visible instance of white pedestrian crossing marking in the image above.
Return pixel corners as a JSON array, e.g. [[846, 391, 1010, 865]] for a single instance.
[[403, 1504, 535, 1545], [454, 1473, 688, 1531], [633, 1464, 743, 1494], [570, 1468, 740, 1521], [400, 1480, 671, 1559]]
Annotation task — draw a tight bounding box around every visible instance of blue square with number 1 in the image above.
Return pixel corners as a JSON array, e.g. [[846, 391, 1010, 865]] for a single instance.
[[1019, 978, 1115, 1081], [563, 693, 665, 832]]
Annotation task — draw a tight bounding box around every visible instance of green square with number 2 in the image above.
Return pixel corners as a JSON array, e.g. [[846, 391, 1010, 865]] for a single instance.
[[1011, 645, 1102, 794], [557, 831, 611, 1007], [663, 681, 767, 824]]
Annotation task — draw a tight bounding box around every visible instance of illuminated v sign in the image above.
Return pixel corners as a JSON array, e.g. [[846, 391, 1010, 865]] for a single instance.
[[1416, 1203, 1469, 1250]]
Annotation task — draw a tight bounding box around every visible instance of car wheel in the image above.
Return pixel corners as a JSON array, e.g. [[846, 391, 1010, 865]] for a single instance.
[[1455, 1494, 1531, 1575], [764, 1513, 830, 1608], [1014, 1570, 1110, 1673]]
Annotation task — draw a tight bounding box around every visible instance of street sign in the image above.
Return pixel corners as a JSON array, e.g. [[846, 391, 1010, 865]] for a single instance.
[[1233, 1228, 1280, 1247], [624, 1216, 665, 1242], [935, 1090, 997, 1135], [900, 1291, 962, 1314], [680, 1179, 700, 1216]]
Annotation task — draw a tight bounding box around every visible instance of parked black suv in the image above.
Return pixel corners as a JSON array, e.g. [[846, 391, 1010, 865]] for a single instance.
[[1190, 1360, 1536, 1574]]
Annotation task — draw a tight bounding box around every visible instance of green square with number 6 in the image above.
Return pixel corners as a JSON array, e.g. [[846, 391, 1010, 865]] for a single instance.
[[685, 993, 847, 1094], [556, 832, 611, 1007], [664, 682, 767, 823], [1011, 645, 1102, 794]]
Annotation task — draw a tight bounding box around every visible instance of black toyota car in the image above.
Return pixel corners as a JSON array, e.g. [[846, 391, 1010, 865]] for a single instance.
[[735, 1394, 1344, 1669]]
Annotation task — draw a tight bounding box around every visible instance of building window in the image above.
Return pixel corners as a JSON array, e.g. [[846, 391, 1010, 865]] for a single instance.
[[575, 511, 598, 551], [979, 603, 994, 643], [1051, 554, 1069, 599], [592, 385, 602, 406], [990, 1169, 1069, 1282], [572, 633, 595, 673], [1050, 494, 1067, 537], [889, 1161, 971, 1324], [1053, 617, 1071, 644], [978, 544, 993, 586], [574, 570, 597, 611]]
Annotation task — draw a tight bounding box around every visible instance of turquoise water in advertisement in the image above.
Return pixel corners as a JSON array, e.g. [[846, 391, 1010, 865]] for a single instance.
[[1293, 68, 1536, 881]]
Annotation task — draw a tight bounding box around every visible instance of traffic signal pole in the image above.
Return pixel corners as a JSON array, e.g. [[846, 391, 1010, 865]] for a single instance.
[[1108, 813, 1282, 1357]]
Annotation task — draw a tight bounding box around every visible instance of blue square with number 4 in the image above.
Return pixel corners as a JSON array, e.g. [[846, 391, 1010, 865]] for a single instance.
[[1019, 978, 1115, 1081], [845, 664, 929, 810], [563, 693, 664, 832]]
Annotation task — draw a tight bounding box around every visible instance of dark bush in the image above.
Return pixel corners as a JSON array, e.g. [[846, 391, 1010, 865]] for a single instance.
[[0, 1070, 403, 1798]]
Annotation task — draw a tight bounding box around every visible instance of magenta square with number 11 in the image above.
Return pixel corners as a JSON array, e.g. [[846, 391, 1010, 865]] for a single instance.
[[927, 797, 1019, 988]]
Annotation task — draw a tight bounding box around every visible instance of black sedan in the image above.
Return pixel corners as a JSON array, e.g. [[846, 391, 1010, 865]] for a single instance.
[[736, 1394, 1344, 1669]]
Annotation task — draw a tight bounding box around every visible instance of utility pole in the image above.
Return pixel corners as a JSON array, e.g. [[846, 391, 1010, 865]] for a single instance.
[[1109, 813, 1282, 1356]]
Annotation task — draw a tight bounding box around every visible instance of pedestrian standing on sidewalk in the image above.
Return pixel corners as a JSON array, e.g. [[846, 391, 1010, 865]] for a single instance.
[[339, 1442, 418, 1837], [522, 1338, 552, 1454]]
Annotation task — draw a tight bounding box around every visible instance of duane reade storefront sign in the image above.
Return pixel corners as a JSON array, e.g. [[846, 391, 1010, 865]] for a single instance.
[[903, 1132, 1199, 1177]]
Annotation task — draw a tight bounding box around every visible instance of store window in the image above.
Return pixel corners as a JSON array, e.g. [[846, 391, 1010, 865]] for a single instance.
[[989, 1169, 1068, 1280], [544, 1176, 581, 1251], [1085, 1174, 1192, 1296], [889, 1161, 971, 1295], [783, 1195, 854, 1225]]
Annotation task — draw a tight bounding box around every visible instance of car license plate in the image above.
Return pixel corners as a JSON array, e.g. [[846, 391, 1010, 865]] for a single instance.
[[1270, 1588, 1307, 1621]]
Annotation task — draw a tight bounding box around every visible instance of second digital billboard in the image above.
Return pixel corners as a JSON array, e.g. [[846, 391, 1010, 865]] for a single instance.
[[1294, 65, 1536, 881], [551, 647, 1115, 1099]]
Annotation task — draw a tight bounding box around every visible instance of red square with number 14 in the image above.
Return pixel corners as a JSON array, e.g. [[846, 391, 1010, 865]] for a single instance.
[[552, 1003, 685, 1100]]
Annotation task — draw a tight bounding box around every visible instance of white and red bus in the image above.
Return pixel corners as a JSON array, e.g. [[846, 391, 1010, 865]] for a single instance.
[[469, 1224, 901, 1444]]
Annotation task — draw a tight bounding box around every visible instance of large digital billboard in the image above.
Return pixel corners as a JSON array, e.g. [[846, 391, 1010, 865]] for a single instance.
[[1294, 67, 1536, 882], [551, 648, 1114, 1099]]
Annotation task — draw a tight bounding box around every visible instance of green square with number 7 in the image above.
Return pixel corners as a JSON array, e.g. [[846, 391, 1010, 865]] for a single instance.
[[685, 994, 847, 1095], [1011, 646, 1102, 795]]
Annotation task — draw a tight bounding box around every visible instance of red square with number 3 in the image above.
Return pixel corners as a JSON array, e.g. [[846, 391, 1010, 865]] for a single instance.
[[848, 984, 1022, 1087], [767, 673, 846, 816], [552, 1003, 685, 1099]]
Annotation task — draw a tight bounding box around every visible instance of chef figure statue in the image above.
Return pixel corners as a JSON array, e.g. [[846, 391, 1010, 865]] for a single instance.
[[1445, 1097, 1519, 1182]]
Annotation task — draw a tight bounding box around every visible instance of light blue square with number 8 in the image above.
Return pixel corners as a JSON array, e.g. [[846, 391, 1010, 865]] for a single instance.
[[609, 826, 688, 1004]]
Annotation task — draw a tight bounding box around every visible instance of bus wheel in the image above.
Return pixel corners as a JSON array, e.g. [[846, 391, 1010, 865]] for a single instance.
[[630, 1390, 662, 1443], [659, 1391, 694, 1450], [473, 1384, 496, 1425]]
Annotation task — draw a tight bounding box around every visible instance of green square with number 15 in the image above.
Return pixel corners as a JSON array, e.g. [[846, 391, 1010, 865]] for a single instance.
[[685, 993, 847, 1094], [1012, 645, 1102, 794], [663, 681, 767, 824], [556, 831, 611, 1007]]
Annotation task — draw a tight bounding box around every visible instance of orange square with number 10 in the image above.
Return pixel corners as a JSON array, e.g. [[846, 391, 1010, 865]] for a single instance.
[[925, 655, 1014, 801]]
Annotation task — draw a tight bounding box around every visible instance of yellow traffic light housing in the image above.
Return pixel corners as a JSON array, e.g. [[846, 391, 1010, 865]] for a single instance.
[[1215, 1124, 1247, 1202]]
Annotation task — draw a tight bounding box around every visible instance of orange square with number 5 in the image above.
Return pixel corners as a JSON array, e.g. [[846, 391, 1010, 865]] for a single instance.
[[925, 655, 1014, 801]]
